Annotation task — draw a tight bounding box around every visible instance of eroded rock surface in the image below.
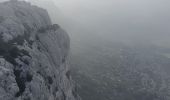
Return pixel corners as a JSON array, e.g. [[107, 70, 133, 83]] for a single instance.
[[0, 1, 80, 100]]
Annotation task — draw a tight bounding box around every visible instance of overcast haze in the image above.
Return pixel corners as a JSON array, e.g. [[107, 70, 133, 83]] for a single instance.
[[52, 0, 170, 46], [2, 0, 168, 46], [1, 0, 170, 46]]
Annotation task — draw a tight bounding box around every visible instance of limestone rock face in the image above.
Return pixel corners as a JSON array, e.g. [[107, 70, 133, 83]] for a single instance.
[[0, 1, 80, 100]]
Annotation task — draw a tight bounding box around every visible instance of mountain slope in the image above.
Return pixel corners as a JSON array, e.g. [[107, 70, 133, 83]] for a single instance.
[[0, 1, 80, 100], [71, 42, 170, 100]]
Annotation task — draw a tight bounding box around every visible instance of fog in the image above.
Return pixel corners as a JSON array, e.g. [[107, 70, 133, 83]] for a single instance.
[[4, 0, 168, 47], [49, 0, 170, 46], [1, 0, 170, 100]]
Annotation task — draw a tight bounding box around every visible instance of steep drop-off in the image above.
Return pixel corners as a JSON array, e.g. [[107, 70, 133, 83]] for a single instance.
[[0, 1, 80, 100]]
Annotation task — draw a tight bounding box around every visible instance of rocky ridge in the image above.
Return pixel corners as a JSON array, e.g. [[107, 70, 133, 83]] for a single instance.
[[0, 0, 80, 100]]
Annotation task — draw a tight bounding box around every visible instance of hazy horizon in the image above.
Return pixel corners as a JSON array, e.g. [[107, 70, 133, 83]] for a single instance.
[[54, 0, 170, 46], [2, 0, 169, 47]]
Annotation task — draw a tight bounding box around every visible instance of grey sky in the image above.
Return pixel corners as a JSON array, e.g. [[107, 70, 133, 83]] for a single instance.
[[1, 0, 170, 46], [53, 0, 170, 45]]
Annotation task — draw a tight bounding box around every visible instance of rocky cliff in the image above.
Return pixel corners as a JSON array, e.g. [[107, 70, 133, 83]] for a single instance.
[[0, 0, 80, 100]]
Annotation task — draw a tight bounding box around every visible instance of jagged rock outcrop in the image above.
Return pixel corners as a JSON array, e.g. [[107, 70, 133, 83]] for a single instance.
[[0, 0, 80, 100]]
